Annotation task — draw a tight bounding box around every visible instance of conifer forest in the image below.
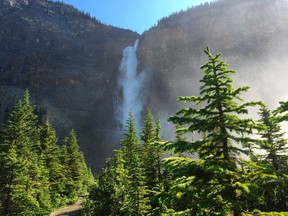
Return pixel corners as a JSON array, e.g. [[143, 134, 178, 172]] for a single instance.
[[2, 0, 288, 215], [80, 48, 288, 216], [2, 48, 286, 215], [0, 90, 94, 215]]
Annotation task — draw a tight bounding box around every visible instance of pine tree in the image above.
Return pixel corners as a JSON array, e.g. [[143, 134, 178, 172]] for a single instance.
[[140, 109, 159, 190], [252, 104, 288, 211], [62, 129, 90, 201], [83, 159, 117, 216], [257, 105, 288, 170], [162, 48, 261, 215], [0, 90, 52, 215], [83, 113, 154, 215], [140, 110, 166, 214], [120, 112, 149, 215], [154, 116, 163, 183], [83, 151, 132, 216], [39, 120, 66, 207], [112, 150, 130, 215]]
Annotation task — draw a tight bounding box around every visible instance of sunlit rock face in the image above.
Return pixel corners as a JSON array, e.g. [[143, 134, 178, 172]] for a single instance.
[[1, 0, 288, 172]]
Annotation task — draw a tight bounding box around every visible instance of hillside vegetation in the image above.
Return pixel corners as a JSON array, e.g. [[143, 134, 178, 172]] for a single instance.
[[0, 90, 93, 215], [84, 48, 288, 215]]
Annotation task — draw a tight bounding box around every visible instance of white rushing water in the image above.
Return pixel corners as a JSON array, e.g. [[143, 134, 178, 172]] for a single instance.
[[114, 39, 146, 131]]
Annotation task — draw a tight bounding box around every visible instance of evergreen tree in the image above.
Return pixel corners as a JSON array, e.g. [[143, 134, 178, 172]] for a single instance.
[[252, 104, 288, 211], [257, 105, 288, 170], [0, 90, 52, 215], [62, 129, 90, 201], [111, 150, 130, 215], [140, 111, 165, 214], [83, 151, 132, 216], [162, 48, 261, 215], [120, 112, 149, 215], [83, 159, 117, 216], [0, 90, 93, 215], [154, 116, 164, 183], [39, 120, 66, 207], [83, 112, 153, 215], [140, 109, 159, 190]]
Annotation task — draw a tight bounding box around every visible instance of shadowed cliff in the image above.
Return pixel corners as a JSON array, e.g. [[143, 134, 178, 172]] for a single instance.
[[0, 0, 139, 171]]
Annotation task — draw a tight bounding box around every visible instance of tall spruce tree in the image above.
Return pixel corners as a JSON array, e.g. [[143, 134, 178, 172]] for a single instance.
[[256, 105, 288, 170], [83, 112, 155, 215], [120, 112, 149, 215], [252, 104, 288, 211], [162, 48, 261, 215], [140, 110, 159, 190], [83, 158, 117, 216], [112, 150, 130, 215], [0, 90, 52, 215], [39, 120, 67, 207], [154, 116, 163, 183], [62, 129, 90, 201], [140, 111, 165, 214]]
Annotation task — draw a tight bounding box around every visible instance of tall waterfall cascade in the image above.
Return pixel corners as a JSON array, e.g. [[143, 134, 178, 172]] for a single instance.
[[114, 39, 146, 131]]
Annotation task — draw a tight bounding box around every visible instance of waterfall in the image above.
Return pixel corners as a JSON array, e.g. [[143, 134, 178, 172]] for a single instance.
[[114, 39, 145, 131]]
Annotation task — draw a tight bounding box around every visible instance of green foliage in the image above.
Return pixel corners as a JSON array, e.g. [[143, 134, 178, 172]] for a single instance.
[[161, 47, 262, 215], [0, 90, 52, 215], [39, 120, 67, 207], [140, 109, 161, 190], [83, 48, 288, 215], [243, 211, 288, 216], [84, 111, 167, 215], [250, 104, 288, 211], [120, 112, 150, 215], [139, 110, 168, 214], [0, 90, 92, 215], [61, 129, 92, 202], [83, 159, 118, 216], [256, 105, 288, 169]]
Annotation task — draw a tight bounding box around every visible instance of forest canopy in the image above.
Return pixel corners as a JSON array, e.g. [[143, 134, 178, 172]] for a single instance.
[[0, 48, 287, 215], [0, 90, 94, 215], [83, 47, 288, 216]]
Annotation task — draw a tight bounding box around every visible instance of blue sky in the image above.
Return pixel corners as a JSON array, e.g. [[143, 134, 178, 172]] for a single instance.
[[59, 0, 212, 33]]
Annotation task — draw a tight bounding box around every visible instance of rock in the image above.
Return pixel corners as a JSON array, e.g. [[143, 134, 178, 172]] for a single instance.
[[1, 0, 288, 172], [0, 0, 139, 171]]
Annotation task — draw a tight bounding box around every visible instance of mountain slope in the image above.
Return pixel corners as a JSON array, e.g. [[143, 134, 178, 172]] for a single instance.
[[1, 0, 288, 171], [0, 0, 139, 171], [138, 0, 288, 134]]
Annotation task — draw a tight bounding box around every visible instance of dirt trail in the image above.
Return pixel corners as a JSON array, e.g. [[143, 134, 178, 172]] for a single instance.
[[50, 199, 84, 216]]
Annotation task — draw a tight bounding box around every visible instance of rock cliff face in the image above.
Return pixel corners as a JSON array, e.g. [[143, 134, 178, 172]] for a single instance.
[[1, 0, 288, 172], [137, 0, 288, 135], [0, 0, 139, 170], [138, 0, 288, 115]]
